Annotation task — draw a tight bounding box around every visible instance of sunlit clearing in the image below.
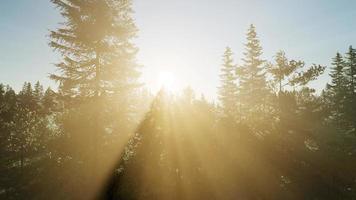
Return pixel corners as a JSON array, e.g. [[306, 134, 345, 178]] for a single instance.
[[158, 71, 179, 93]]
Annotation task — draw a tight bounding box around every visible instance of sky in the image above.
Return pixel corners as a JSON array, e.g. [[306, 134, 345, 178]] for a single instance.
[[1, 0, 356, 99]]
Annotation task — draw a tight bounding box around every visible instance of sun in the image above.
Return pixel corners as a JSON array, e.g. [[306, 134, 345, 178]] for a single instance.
[[157, 71, 179, 92]]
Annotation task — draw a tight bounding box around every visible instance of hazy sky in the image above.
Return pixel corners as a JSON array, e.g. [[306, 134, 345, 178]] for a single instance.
[[1, 0, 356, 99]]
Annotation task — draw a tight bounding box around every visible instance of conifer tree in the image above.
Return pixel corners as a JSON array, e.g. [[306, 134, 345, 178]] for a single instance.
[[33, 81, 44, 101], [0, 85, 16, 171], [327, 53, 347, 125], [269, 51, 304, 93], [42, 87, 57, 114], [269, 51, 325, 122], [49, 1, 140, 132], [345, 46, 356, 95], [238, 24, 268, 110], [18, 82, 36, 111], [49, 0, 140, 195], [33, 81, 44, 111], [330, 53, 347, 91], [344, 46, 356, 131], [237, 24, 273, 130], [50, 0, 139, 101], [218, 47, 238, 119]]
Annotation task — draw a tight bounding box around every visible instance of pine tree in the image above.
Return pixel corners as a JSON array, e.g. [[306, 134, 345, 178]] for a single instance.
[[218, 47, 238, 120], [49, 0, 140, 196], [269, 51, 325, 124], [50, 0, 139, 100], [33, 81, 44, 111], [345, 46, 356, 95], [42, 87, 57, 114], [330, 53, 346, 90], [328, 53, 347, 125], [238, 24, 268, 111], [269, 51, 304, 93], [49, 1, 140, 131], [18, 82, 36, 111], [237, 24, 272, 130], [344, 46, 356, 131], [33, 81, 43, 100], [0, 85, 16, 175]]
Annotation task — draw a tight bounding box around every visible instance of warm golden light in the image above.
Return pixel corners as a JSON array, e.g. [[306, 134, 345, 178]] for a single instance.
[[157, 71, 179, 92], [3, 0, 353, 199]]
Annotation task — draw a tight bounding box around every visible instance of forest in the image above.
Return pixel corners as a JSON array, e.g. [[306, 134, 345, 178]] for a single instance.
[[1, 0, 356, 200]]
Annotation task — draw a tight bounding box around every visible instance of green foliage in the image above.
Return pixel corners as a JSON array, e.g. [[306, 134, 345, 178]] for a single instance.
[[268, 51, 325, 92], [218, 47, 238, 120], [45, 0, 145, 198], [290, 64, 325, 86], [344, 46, 356, 131], [50, 0, 140, 99], [238, 24, 268, 107], [2, 15, 356, 200], [0, 82, 59, 199]]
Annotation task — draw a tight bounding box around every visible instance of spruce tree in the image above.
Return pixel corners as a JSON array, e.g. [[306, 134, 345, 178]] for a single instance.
[[328, 52, 347, 124], [33, 81, 44, 100], [237, 24, 271, 129], [344, 46, 356, 131], [218, 47, 238, 120], [18, 82, 36, 111], [49, 1, 140, 134], [239, 24, 267, 110], [50, 0, 139, 100], [49, 0, 140, 196], [345, 46, 356, 95], [42, 87, 57, 114], [330, 53, 347, 90], [33, 81, 44, 111]]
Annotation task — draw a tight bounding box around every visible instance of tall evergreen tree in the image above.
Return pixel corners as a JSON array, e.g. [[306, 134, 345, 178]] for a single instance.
[[50, 0, 139, 100], [218, 47, 238, 119], [344, 46, 356, 131], [49, 0, 140, 135], [326, 52, 347, 126], [18, 82, 36, 111], [33, 81, 44, 110], [33, 81, 44, 100], [345, 46, 356, 95], [42, 87, 57, 114], [238, 24, 268, 110], [330, 53, 347, 91], [236, 24, 272, 130], [49, 0, 140, 197]]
